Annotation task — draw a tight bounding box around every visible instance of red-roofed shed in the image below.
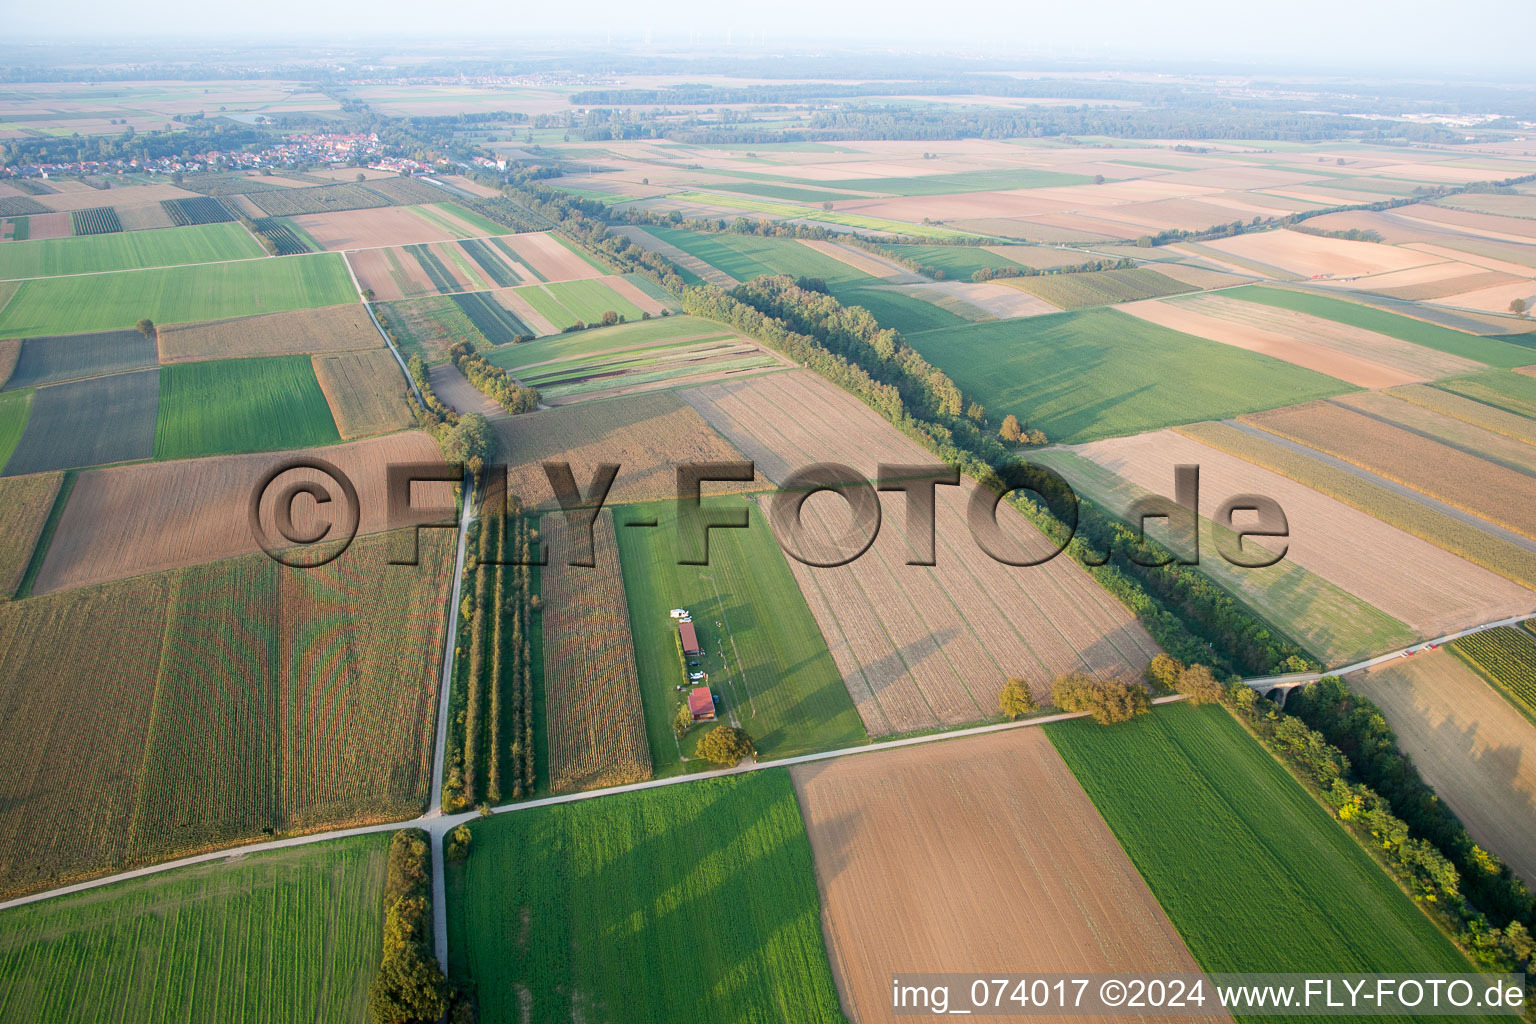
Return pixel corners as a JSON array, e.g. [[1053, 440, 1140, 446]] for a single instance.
[[679, 621, 702, 656], [689, 686, 716, 722]]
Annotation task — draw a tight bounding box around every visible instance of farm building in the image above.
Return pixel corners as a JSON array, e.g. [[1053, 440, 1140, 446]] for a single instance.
[[689, 686, 717, 722], [679, 621, 703, 657]]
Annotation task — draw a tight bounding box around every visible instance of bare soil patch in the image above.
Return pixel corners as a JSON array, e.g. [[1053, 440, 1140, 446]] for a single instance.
[[792, 728, 1222, 1024], [428, 362, 506, 421], [497, 232, 604, 283], [1201, 230, 1446, 279], [291, 206, 490, 250]]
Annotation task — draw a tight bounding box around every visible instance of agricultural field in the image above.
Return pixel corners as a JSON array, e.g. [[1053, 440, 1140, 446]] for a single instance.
[[2, 329, 156, 389], [0, 253, 357, 337], [248, 217, 316, 255], [1242, 401, 1536, 541], [615, 496, 866, 770], [287, 203, 494, 250], [836, 286, 972, 334], [0, 835, 388, 1023], [0, 528, 453, 896], [0, 389, 28, 469], [1047, 703, 1482, 975], [33, 431, 452, 594], [1001, 266, 1196, 309], [1175, 420, 1536, 593], [69, 207, 121, 235], [1349, 651, 1536, 887], [540, 510, 652, 792], [647, 226, 876, 292], [0, 222, 262, 279], [877, 241, 1040, 278], [1219, 286, 1536, 367], [447, 770, 844, 1024], [1433, 368, 1536, 421], [792, 728, 1219, 1024], [2, 368, 159, 476], [160, 195, 236, 225], [449, 290, 530, 344], [489, 389, 760, 511], [902, 308, 1353, 444], [1449, 626, 1536, 720], [0, 471, 61, 598], [489, 313, 782, 403], [154, 355, 340, 459], [374, 294, 486, 364], [512, 278, 646, 330], [311, 348, 412, 438], [155, 303, 379, 362], [682, 371, 1159, 734]]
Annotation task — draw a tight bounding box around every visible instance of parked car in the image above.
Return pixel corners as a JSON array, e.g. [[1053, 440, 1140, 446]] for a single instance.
[[689, 672, 705, 682]]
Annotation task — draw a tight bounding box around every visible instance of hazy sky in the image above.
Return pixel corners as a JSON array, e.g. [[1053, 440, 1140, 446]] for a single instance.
[[8, 0, 1531, 77]]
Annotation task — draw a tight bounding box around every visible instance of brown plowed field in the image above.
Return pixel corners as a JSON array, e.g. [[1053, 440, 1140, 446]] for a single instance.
[[15, 212, 70, 241], [1176, 292, 1484, 379], [1244, 402, 1536, 541], [1200, 229, 1445, 279], [1121, 299, 1415, 388], [491, 287, 558, 336], [1068, 429, 1531, 641], [681, 370, 1157, 735], [792, 728, 1224, 1024], [34, 431, 454, 594], [540, 509, 652, 793], [496, 232, 604, 282], [1398, 204, 1536, 241], [428, 362, 506, 421], [291, 205, 491, 250], [312, 348, 413, 438], [489, 389, 762, 511], [156, 304, 379, 362], [1347, 652, 1536, 888]]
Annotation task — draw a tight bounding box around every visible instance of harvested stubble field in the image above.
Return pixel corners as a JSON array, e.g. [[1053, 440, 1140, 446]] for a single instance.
[[792, 728, 1220, 1024], [0, 222, 262, 280], [34, 431, 452, 594], [0, 835, 388, 1024], [1220, 286, 1535, 368], [1349, 652, 1536, 888], [1334, 390, 1536, 477], [0, 528, 453, 897], [489, 389, 760, 511], [0, 471, 61, 598], [1001, 266, 1195, 309], [616, 496, 865, 770], [1174, 419, 1536, 595], [540, 510, 652, 792], [1168, 292, 1487, 381], [345, 245, 436, 301], [1053, 429, 1530, 653], [901, 308, 1351, 444], [448, 770, 844, 1024], [3, 329, 156, 390], [1243, 401, 1536, 541], [2, 368, 158, 477], [1200, 228, 1444, 279], [428, 363, 505, 421], [0, 337, 18, 386], [495, 231, 606, 282], [155, 303, 380, 363], [1386, 382, 1536, 446], [154, 355, 340, 460], [311, 348, 411, 439], [682, 371, 1158, 735], [1047, 703, 1482, 976], [288, 204, 492, 250], [0, 253, 357, 338]]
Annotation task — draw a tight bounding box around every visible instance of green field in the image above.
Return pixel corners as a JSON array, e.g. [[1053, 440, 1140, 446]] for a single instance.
[[816, 167, 1095, 196], [877, 242, 1026, 278], [544, 278, 645, 323], [838, 286, 971, 333], [1005, 267, 1194, 309], [0, 835, 387, 1023], [447, 770, 846, 1024], [1222, 286, 1536, 368], [0, 253, 358, 338], [904, 308, 1354, 443], [487, 313, 732, 370], [0, 222, 264, 280], [0, 390, 29, 469], [1433, 369, 1536, 420], [614, 497, 866, 770], [649, 227, 875, 291], [1047, 703, 1481, 977], [154, 355, 340, 459], [669, 192, 965, 237]]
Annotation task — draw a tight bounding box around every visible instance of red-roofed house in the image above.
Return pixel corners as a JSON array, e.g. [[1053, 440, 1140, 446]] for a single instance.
[[689, 686, 716, 722]]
